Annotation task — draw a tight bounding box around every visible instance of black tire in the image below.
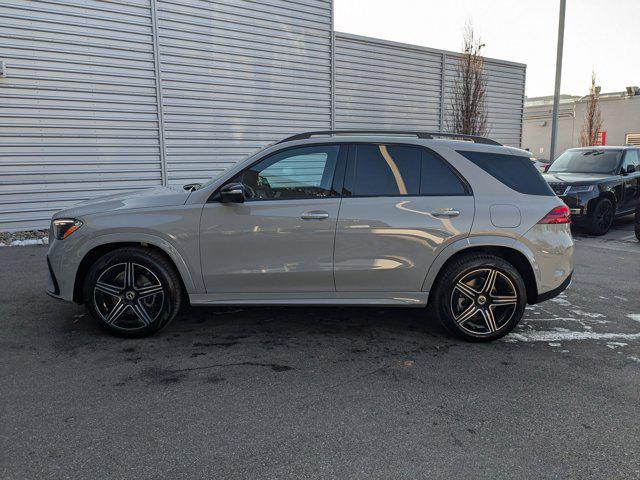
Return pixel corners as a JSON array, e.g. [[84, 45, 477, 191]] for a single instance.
[[587, 198, 614, 236], [431, 254, 527, 342], [84, 247, 182, 337]]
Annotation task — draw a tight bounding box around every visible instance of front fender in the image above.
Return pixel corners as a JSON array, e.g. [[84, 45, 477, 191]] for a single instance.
[[78, 232, 201, 294]]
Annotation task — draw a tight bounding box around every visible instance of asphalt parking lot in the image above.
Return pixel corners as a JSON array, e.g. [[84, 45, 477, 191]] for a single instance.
[[1, 219, 639, 479]]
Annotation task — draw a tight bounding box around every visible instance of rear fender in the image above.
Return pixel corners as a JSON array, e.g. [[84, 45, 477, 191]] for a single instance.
[[421, 235, 540, 294]]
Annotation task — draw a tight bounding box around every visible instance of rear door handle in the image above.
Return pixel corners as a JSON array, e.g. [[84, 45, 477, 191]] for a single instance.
[[431, 208, 460, 218], [301, 210, 329, 220]]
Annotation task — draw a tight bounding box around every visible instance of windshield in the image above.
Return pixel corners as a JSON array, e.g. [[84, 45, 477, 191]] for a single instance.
[[548, 149, 622, 174]]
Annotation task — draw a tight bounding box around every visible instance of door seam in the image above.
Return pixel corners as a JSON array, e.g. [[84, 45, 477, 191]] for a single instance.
[[331, 196, 343, 292]]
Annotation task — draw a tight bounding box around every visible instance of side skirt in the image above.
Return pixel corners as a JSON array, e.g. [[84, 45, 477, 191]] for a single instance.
[[189, 292, 429, 307]]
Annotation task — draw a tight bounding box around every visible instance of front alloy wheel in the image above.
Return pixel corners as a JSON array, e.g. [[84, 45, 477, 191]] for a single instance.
[[85, 247, 182, 337]]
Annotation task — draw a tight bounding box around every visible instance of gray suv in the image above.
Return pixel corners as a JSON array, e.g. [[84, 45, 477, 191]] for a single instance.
[[46, 131, 574, 341]]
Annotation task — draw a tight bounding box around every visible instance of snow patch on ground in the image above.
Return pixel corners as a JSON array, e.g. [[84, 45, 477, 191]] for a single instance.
[[627, 314, 640, 323], [0, 230, 49, 247], [3, 238, 49, 247], [569, 309, 605, 319], [614, 296, 628, 302], [506, 330, 640, 343], [550, 297, 571, 306], [503, 333, 528, 343]]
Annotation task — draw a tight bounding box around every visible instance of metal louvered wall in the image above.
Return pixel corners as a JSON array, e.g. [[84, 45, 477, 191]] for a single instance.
[[0, 1, 525, 232], [0, 0, 163, 231], [155, 0, 333, 186], [444, 52, 526, 147], [334, 33, 443, 131], [334, 33, 526, 147]]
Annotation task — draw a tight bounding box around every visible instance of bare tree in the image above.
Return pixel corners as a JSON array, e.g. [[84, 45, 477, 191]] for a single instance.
[[579, 72, 603, 147], [447, 22, 488, 136]]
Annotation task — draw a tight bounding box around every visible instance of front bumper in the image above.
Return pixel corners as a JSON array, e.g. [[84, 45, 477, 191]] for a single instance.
[[45, 234, 84, 302], [46, 256, 60, 296]]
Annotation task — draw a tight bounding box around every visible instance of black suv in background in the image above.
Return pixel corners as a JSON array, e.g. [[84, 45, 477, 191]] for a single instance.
[[543, 146, 640, 235]]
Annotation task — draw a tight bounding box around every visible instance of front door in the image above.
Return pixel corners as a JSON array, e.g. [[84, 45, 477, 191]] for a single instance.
[[334, 143, 474, 292], [200, 144, 345, 293], [620, 149, 640, 211]]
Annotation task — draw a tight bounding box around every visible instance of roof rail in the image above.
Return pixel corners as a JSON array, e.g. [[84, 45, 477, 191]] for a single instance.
[[276, 130, 502, 146]]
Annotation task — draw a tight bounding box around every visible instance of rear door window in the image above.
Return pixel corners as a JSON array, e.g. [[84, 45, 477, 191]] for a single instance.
[[348, 144, 421, 196], [457, 150, 554, 196], [420, 149, 470, 195]]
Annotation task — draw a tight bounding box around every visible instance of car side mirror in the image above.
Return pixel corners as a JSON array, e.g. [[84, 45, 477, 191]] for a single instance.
[[219, 183, 245, 203], [183, 183, 201, 192], [626, 164, 637, 174]]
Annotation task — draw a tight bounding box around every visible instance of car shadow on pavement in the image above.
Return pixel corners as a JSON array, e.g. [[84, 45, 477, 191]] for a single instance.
[[175, 304, 447, 340], [49, 302, 458, 363]]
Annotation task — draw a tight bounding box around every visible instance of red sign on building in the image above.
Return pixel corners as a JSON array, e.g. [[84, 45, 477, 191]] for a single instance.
[[595, 131, 607, 146]]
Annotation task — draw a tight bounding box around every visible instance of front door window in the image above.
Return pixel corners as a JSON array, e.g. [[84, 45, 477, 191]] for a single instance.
[[230, 145, 340, 200]]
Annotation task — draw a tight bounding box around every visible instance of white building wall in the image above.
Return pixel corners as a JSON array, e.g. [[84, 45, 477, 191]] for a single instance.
[[523, 95, 640, 159]]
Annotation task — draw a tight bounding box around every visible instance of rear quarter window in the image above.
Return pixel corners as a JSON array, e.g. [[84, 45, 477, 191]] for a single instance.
[[457, 150, 554, 196]]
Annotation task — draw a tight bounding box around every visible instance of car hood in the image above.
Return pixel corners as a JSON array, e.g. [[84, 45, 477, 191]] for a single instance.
[[53, 186, 191, 219], [542, 172, 617, 185]]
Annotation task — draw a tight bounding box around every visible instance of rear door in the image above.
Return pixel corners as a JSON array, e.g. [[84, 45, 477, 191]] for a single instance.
[[334, 143, 474, 292]]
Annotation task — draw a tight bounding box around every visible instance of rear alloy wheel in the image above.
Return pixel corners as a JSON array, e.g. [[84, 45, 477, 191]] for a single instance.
[[587, 198, 614, 236], [432, 254, 527, 342], [84, 248, 182, 337]]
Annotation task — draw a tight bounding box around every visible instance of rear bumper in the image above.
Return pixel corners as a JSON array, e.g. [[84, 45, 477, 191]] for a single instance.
[[519, 222, 574, 302], [535, 271, 572, 303]]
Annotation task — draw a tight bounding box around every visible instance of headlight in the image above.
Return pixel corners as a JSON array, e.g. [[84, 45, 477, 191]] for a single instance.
[[567, 185, 595, 194], [52, 219, 83, 240]]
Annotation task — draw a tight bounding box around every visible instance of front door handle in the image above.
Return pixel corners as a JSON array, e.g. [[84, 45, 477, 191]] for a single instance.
[[431, 208, 460, 218], [301, 210, 329, 220]]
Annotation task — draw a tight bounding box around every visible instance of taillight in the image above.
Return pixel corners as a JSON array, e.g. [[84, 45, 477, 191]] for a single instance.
[[538, 205, 571, 224]]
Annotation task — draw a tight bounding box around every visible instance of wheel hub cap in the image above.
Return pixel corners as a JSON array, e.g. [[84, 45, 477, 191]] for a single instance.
[[449, 268, 519, 336], [93, 262, 165, 331]]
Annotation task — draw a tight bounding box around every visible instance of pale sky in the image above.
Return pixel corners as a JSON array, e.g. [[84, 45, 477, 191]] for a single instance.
[[334, 0, 640, 98]]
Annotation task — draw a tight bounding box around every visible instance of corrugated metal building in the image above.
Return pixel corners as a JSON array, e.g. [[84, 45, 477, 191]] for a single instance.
[[0, 0, 526, 231]]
